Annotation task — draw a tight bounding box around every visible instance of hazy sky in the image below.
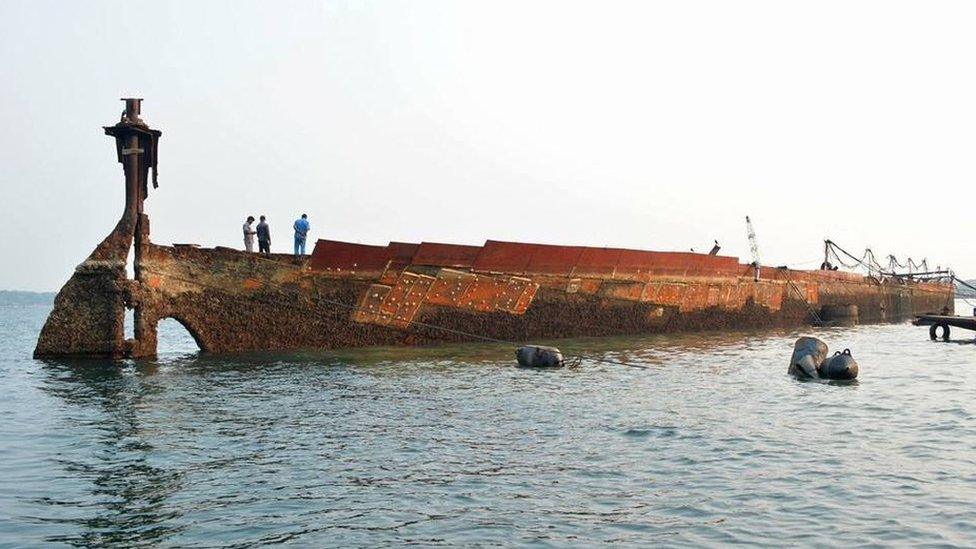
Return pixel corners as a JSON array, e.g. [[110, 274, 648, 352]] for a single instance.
[[2, 1, 974, 291]]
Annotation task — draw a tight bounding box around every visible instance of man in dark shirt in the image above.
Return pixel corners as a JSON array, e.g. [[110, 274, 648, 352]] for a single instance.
[[256, 215, 271, 256]]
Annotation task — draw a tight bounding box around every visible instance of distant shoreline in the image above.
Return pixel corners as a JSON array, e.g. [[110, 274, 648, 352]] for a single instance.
[[0, 290, 55, 305], [957, 280, 976, 299]]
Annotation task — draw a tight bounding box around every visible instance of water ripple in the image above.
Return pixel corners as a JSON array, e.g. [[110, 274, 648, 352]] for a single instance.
[[2, 304, 976, 546]]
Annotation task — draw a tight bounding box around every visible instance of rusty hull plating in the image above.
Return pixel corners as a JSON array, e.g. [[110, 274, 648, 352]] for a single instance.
[[35, 98, 161, 359], [33, 101, 955, 359]]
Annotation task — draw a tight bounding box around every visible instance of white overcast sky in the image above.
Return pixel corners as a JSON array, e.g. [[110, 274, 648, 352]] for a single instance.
[[1, 1, 973, 291]]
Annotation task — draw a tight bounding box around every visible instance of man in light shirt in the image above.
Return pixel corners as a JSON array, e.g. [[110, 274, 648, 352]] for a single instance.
[[293, 213, 310, 258], [243, 216, 257, 252]]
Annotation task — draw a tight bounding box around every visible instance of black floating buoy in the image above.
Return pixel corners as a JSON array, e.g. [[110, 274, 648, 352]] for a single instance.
[[820, 349, 858, 380], [788, 336, 858, 380], [516, 345, 565, 368]]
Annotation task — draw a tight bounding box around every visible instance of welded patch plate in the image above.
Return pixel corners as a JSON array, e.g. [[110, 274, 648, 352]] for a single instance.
[[352, 268, 539, 327]]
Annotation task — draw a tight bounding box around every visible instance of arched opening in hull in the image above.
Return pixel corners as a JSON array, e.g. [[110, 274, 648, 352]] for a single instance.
[[157, 317, 204, 354]]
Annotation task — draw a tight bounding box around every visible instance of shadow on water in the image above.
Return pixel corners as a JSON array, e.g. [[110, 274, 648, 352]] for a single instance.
[[943, 338, 976, 346], [33, 360, 187, 547], [791, 376, 860, 388]]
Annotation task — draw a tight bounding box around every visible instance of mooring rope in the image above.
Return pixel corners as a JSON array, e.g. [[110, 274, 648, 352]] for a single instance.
[[952, 275, 976, 294], [946, 275, 976, 313], [777, 268, 825, 325]]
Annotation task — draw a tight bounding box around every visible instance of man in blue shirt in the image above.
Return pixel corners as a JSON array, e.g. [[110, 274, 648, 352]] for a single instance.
[[293, 213, 310, 258]]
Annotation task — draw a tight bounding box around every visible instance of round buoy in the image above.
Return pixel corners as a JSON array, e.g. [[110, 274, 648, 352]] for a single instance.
[[515, 345, 565, 368], [820, 349, 858, 380]]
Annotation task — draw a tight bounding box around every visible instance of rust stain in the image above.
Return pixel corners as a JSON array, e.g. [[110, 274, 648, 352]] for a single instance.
[[242, 278, 262, 291], [427, 269, 477, 307], [599, 281, 645, 301], [511, 279, 538, 314], [351, 268, 540, 327], [459, 277, 503, 312], [412, 242, 482, 269], [473, 240, 534, 274], [578, 279, 602, 294], [575, 247, 621, 278], [390, 274, 434, 328], [352, 284, 391, 324], [308, 240, 391, 276], [380, 241, 420, 283], [376, 272, 420, 326]]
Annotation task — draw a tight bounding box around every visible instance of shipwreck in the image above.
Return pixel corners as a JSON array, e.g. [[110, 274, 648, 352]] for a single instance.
[[34, 100, 955, 359]]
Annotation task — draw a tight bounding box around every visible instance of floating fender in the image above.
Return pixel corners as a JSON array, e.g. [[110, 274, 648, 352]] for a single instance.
[[788, 336, 828, 379], [516, 345, 565, 368], [929, 324, 950, 341], [820, 349, 858, 380], [788, 337, 858, 380]]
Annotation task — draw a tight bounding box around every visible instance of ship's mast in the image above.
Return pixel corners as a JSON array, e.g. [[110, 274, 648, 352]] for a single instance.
[[745, 216, 761, 281], [103, 98, 162, 357]]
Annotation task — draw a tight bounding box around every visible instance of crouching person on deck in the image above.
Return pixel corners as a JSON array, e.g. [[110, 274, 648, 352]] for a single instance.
[[293, 213, 310, 258]]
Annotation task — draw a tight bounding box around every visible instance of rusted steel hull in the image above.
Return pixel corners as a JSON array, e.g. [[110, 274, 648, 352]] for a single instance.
[[41, 235, 951, 357], [35, 234, 954, 357], [309, 238, 950, 347]]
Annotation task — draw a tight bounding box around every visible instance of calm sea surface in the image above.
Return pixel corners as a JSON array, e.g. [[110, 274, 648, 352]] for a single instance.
[[2, 301, 976, 547]]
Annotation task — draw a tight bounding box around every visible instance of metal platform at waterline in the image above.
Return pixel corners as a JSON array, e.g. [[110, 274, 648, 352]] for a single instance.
[[914, 314, 976, 340]]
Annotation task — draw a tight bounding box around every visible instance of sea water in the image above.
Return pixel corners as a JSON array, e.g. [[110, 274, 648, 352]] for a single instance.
[[1, 301, 975, 546]]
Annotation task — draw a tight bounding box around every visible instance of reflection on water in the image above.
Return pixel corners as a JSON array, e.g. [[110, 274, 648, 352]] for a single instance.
[[2, 302, 976, 546], [34, 362, 185, 547]]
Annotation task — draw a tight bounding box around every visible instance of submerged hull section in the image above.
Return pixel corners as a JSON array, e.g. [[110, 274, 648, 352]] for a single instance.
[[38, 237, 948, 357], [36, 235, 953, 358]]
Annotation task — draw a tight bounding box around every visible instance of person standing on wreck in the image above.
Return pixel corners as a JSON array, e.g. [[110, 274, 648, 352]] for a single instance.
[[243, 216, 257, 253], [293, 213, 310, 258], [256, 215, 271, 255]]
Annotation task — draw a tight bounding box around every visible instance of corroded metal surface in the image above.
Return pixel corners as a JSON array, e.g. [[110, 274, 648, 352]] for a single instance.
[[426, 269, 477, 307], [412, 242, 482, 268], [350, 268, 539, 329], [308, 240, 391, 276], [351, 284, 390, 324], [34, 99, 161, 359], [471, 240, 742, 279]]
